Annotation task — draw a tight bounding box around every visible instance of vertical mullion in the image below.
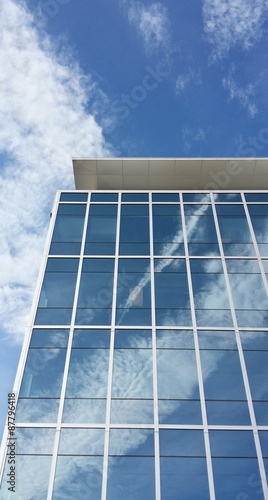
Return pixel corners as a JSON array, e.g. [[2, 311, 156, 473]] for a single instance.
[[101, 192, 121, 500], [212, 193, 268, 500], [47, 192, 90, 499], [180, 192, 216, 500], [149, 193, 160, 500]]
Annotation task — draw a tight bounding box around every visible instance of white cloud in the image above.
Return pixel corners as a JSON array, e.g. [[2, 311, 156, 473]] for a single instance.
[[203, 0, 268, 58], [175, 70, 202, 94], [123, 1, 170, 53], [222, 74, 258, 117], [0, 0, 112, 342]]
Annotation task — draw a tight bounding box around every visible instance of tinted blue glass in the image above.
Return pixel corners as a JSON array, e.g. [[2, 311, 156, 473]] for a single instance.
[[152, 193, 179, 201], [76, 308, 112, 325], [86, 217, 116, 245], [82, 258, 114, 272], [53, 456, 102, 500], [72, 329, 110, 348], [244, 351, 268, 400], [183, 193, 211, 202], [107, 457, 155, 500], [114, 329, 152, 348], [254, 402, 268, 425], [38, 272, 77, 308], [153, 216, 184, 255], [185, 215, 219, 256], [210, 430, 256, 457], [19, 348, 66, 397], [119, 242, 150, 255], [216, 204, 246, 215], [240, 331, 268, 350], [155, 273, 189, 308], [122, 193, 148, 201], [121, 204, 148, 215], [16, 398, 59, 423], [77, 272, 113, 309], [156, 329, 194, 348], [62, 399, 106, 423], [183, 204, 213, 215], [214, 193, 241, 202], [206, 401, 251, 425], [0, 456, 52, 500], [118, 258, 150, 273], [116, 262, 151, 326], [250, 216, 268, 252], [154, 258, 187, 273], [158, 400, 202, 424], [58, 204, 86, 215], [157, 350, 199, 399], [259, 431, 268, 456], [59, 429, 104, 455], [217, 215, 252, 242], [153, 204, 180, 215], [16, 427, 55, 454], [112, 349, 152, 398], [245, 193, 268, 202], [110, 399, 154, 424], [91, 193, 118, 201], [247, 204, 268, 215], [66, 349, 109, 398], [35, 308, 72, 325], [51, 215, 84, 242], [120, 215, 149, 252], [198, 330, 236, 349], [46, 258, 79, 272], [160, 429, 205, 456], [60, 192, 88, 201], [84, 242, 115, 255], [228, 272, 268, 311], [89, 204, 117, 215], [50, 242, 82, 255], [200, 350, 246, 400], [109, 429, 154, 455], [212, 458, 264, 500], [160, 457, 209, 500], [30, 329, 69, 347]]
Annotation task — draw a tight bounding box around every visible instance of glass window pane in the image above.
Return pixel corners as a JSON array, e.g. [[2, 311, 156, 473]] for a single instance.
[[214, 193, 241, 202], [110, 399, 154, 424], [156, 329, 194, 349], [60, 192, 88, 201], [244, 351, 268, 400], [51, 215, 84, 243], [159, 429, 206, 456], [16, 398, 59, 423], [91, 193, 118, 201], [16, 428, 55, 454], [200, 350, 246, 400], [206, 401, 251, 425], [109, 429, 154, 455], [112, 349, 153, 398], [212, 458, 264, 500], [72, 329, 110, 348], [58, 204, 86, 215], [46, 258, 79, 272], [19, 348, 66, 397], [58, 429, 104, 455], [89, 204, 117, 215], [30, 329, 69, 348], [66, 349, 109, 398], [107, 456, 155, 500], [122, 193, 148, 201], [153, 193, 179, 201], [183, 193, 211, 202], [160, 457, 209, 500], [53, 456, 103, 500], [157, 350, 199, 399], [38, 272, 77, 308], [62, 399, 106, 423], [158, 399, 202, 425], [210, 430, 256, 457], [0, 456, 52, 499], [198, 330, 236, 349], [121, 204, 148, 215], [114, 329, 152, 348]]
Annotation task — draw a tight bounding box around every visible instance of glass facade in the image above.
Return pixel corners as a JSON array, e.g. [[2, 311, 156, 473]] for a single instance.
[[1, 190, 268, 499]]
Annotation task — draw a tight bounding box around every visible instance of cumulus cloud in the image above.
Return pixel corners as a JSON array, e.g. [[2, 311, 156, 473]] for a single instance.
[[122, 1, 170, 53], [0, 0, 112, 342], [203, 0, 268, 58], [222, 73, 258, 117]]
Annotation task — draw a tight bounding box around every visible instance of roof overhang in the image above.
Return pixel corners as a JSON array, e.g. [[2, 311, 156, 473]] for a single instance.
[[73, 158, 268, 191]]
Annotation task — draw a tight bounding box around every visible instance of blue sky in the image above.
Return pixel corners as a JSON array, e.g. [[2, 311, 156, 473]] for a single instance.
[[0, 0, 268, 440]]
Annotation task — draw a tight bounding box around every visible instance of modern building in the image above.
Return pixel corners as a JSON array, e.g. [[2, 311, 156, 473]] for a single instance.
[[1, 158, 268, 499]]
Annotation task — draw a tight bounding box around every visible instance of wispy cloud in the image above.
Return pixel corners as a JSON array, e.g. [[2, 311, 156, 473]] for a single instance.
[[182, 127, 206, 154], [222, 73, 258, 117], [203, 0, 268, 59], [175, 70, 202, 94], [122, 1, 170, 53], [0, 0, 112, 342]]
